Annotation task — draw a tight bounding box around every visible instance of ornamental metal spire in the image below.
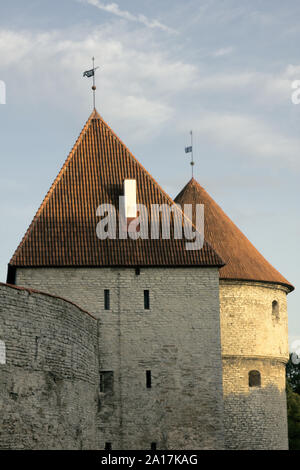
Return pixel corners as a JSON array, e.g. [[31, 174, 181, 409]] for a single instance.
[[185, 130, 194, 178], [83, 57, 99, 109]]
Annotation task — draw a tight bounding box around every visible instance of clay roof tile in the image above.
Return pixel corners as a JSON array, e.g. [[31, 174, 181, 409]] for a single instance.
[[9, 111, 223, 269], [175, 178, 294, 291]]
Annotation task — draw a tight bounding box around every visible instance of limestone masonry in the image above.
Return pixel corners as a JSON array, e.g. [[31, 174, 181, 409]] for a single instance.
[[0, 109, 294, 449]]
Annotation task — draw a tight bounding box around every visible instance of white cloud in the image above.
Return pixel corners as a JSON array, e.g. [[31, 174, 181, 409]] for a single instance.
[[185, 111, 300, 168], [212, 46, 234, 57], [191, 65, 300, 105], [195, 71, 255, 91], [81, 0, 176, 33], [0, 28, 196, 140], [1, 24, 300, 161]]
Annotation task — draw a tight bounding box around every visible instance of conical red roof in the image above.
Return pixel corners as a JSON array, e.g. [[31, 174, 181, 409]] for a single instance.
[[175, 178, 294, 291], [9, 111, 223, 268]]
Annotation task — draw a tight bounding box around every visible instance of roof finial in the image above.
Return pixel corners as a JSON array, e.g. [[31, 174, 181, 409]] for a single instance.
[[185, 130, 194, 178], [83, 57, 99, 110]]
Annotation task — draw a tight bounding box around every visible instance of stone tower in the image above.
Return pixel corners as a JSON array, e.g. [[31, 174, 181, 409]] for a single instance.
[[7, 110, 226, 449], [175, 177, 294, 450]]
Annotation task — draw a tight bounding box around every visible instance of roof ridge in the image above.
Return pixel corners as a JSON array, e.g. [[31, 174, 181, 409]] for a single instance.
[[12, 111, 203, 262], [9, 110, 99, 263], [174, 178, 294, 291], [96, 117, 222, 259], [97, 112, 181, 209], [9, 113, 224, 268]]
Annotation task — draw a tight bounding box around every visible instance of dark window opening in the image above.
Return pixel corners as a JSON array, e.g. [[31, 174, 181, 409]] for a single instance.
[[6, 265, 16, 285], [135, 267, 141, 276], [105, 442, 112, 450], [272, 300, 279, 319], [144, 290, 150, 310], [146, 370, 152, 389], [34, 336, 40, 360], [151, 442, 157, 450], [104, 289, 110, 310], [100, 371, 114, 394], [249, 370, 261, 387]]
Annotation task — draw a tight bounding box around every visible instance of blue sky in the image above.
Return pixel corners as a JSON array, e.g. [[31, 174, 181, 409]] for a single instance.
[[0, 0, 299, 342]]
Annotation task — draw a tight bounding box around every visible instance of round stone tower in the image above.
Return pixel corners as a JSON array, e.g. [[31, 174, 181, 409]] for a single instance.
[[175, 178, 294, 450]]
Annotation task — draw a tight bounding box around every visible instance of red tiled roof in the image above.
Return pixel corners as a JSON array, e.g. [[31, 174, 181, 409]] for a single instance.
[[175, 178, 294, 291], [9, 110, 224, 268]]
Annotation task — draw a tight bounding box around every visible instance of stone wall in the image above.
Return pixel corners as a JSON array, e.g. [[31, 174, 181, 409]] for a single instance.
[[16, 266, 225, 450], [220, 280, 289, 360], [0, 283, 98, 450], [220, 280, 289, 450], [222, 358, 288, 450]]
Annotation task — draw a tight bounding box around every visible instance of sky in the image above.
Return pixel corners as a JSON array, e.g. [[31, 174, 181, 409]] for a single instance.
[[0, 0, 299, 344]]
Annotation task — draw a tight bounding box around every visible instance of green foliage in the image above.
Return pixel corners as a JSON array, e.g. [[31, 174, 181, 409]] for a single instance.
[[286, 355, 300, 394], [286, 355, 300, 450]]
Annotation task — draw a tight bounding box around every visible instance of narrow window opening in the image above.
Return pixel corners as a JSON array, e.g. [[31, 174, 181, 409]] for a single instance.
[[144, 290, 150, 310], [100, 371, 114, 394], [146, 370, 152, 389], [272, 300, 279, 319], [0, 340, 6, 365], [105, 442, 112, 450], [135, 267, 141, 276], [104, 289, 110, 310], [249, 370, 261, 387], [151, 442, 157, 450], [6, 266, 16, 285], [34, 336, 40, 360]]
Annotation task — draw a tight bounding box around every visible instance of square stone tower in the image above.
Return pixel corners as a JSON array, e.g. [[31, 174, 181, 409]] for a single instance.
[[8, 110, 225, 450]]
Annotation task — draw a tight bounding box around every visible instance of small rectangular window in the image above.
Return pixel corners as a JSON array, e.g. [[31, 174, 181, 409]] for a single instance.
[[100, 371, 114, 394], [144, 290, 150, 310], [151, 442, 157, 450], [105, 442, 112, 450], [146, 370, 152, 389], [104, 289, 110, 310]]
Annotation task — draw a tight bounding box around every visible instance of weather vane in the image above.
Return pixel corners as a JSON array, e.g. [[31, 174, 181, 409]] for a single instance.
[[185, 130, 194, 178], [83, 57, 99, 109]]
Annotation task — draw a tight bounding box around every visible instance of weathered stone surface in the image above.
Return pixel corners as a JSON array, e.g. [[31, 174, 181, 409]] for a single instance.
[[222, 358, 288, 450], [1, 270, 290, 450], [220, 280, 289, 450], [0, 284, 98, 449], [16, 266, 225, 450]]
